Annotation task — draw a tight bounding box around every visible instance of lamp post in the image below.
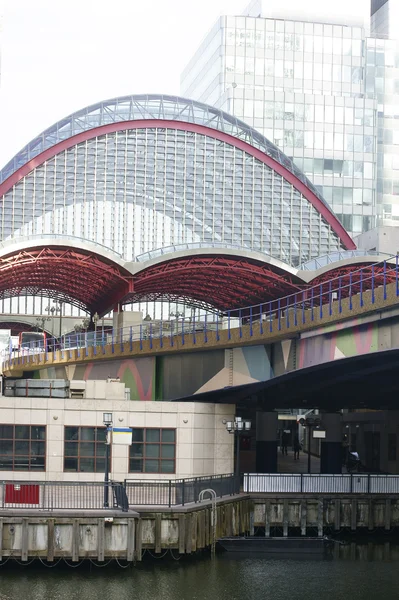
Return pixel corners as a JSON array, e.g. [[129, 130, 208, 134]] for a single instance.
[[92, 312, 99, 343], [103, 412, 113, 508], [226, 416, 251, 485]]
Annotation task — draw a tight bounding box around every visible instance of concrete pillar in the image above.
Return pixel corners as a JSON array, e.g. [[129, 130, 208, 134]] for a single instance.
[[320, 413, 342, 474], [256, 411, 278, 473]]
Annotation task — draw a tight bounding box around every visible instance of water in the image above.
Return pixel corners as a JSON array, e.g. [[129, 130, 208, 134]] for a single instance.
[[0, 545, 398, 600]]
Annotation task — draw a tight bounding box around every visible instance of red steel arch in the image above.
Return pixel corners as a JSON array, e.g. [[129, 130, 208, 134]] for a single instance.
[[0, 246, 134, 315], [129, 255, 304, 311], [0, 120, 355, 251]]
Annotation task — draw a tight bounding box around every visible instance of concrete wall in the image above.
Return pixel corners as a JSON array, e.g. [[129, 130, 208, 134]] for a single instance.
[[0, 398, 234, 481]]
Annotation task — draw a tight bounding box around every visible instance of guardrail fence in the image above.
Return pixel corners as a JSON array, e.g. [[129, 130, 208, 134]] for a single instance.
[[244, 473, 399, 494], [124, 473, 239, 507], [0, 480, 129, 511]]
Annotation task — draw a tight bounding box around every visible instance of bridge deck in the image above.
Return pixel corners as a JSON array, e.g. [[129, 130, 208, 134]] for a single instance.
[[3, 279, 398, 376]]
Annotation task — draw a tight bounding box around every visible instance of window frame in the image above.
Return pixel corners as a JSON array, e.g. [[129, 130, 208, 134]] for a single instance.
[[0, 424, 46, 472], [63, 426, 108, 473], [129, 427, 176, 474]]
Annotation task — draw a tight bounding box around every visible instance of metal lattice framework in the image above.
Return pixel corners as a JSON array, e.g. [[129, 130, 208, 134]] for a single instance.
[[0, 247, 133, 314], [130, 255, 304, 311]]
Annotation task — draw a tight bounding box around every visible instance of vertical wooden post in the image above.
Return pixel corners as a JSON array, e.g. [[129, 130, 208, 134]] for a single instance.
[[21, 519, 29, 562], [127, 518, 135, 562], [72, 519, 79, 562], [155, 514, 162, 554], [97, 518, 105, 562], [265, 500, 271, 538], [135, 519, 142, 562], [47, 519, 55, 562]]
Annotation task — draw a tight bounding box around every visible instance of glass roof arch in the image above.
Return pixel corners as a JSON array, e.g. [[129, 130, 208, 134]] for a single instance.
[[0, 93, 328, 209]]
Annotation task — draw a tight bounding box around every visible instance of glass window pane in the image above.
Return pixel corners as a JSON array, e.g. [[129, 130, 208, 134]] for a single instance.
[[15, 426, 30, 439], [129, 458, 143, 472], [96, 443, 106, 457], [65, 427, 79, 441], [32, 427, 46, 440], [30, 456, 45, 470], [146, 444, 160, 458], [131, 443, 144, 457], [146, 430, 160, 443], [95, 458, 106, 472], [80, 442, 95, 456], [144, 459, 159, 473], [0, 426, 12, 439], [80, 428, 95, 441], [0, 440, 13, 454], [132, 428, 144, 442], [96, 428, 107, 442], [31, 441, 45, 456], [64, 442, 78, 456], [161, 460, 175, 473], [15, 441, 29, 455], [161, 445, 175, 459], [64, 457, 78, 471], [162, 430, 176, 443], [79, 458, 95, 472]]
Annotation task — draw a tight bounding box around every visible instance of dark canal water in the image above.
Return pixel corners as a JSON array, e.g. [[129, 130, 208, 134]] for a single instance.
[[0, 544, 398, 600]]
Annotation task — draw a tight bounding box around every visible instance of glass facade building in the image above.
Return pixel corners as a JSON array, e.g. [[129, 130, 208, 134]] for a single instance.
[[181, 0, 399, 236]]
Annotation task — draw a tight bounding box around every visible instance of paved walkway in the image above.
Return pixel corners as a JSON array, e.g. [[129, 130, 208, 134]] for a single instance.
[[278, 448, 321, 473]]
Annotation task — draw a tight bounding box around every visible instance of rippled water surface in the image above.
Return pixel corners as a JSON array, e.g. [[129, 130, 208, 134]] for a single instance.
[[0, 547, 398, 600]]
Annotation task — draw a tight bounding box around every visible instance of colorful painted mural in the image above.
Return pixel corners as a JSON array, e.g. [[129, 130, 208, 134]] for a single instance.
[[33, 357, 156, 400]]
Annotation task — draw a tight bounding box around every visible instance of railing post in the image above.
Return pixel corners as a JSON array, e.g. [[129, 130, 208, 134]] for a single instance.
[[269, 302, 273, 333], [372, 264, 375, 304], [302, 291, 306, 324], [319, 284, 323, 319], [338, 276, 342, 313], [300, 473, 303, 494], [278, 299, 281, 330], [168, 480, 172, 508], [349, 272, 353, 310], [350, 473, 353, 494], [286, 297, 290, 328], [329, 280, 333, 316], [310, 287, 314, 321], [360, 269, 364, 307], [383, 260, 387, 300], [182, 479, 185, 507], [259, 304, 263, 334], [396, 255, 399, 297]]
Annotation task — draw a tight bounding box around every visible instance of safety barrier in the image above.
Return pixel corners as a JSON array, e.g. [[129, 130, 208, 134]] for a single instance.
[[244, 473, 399, 494], [0, 480, 129, 511]]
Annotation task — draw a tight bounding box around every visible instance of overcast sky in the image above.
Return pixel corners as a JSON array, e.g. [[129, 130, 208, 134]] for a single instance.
[[0, 0, 369, 167]]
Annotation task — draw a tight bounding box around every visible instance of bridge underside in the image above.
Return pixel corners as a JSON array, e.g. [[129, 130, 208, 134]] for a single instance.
[[176, 349, 399, 411]]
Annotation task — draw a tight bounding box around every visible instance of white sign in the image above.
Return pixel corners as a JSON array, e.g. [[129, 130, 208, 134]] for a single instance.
[[313, 430, 327, 439], [111, 427, 133, 445]]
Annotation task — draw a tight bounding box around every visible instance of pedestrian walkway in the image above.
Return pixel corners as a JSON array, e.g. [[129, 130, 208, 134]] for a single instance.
[[278, 448, 320, 473]]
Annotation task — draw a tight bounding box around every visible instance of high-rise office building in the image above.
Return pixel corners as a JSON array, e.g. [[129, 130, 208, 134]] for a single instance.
[[181, 0, 399, 237]]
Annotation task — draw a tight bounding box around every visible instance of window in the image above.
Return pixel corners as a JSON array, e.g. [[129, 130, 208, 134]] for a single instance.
[[0, 425, 45, 471], [64, 426, 107, 472], [129, 428, 176, 474]]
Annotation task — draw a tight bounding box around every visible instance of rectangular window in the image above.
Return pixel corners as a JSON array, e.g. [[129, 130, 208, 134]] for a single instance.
[[129, 428, 176, 474], [64, 426, 107, 472], [0, 425, 46, 471]]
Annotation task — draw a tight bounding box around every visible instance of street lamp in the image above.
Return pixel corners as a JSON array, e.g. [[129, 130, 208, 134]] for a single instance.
[[103, 412, 113, 508], [92, 312, 99, 343], [226, 416, 251, 483]]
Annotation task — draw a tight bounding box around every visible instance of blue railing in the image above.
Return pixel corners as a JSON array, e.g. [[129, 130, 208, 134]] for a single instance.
[[3, 256, 398, 366]]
